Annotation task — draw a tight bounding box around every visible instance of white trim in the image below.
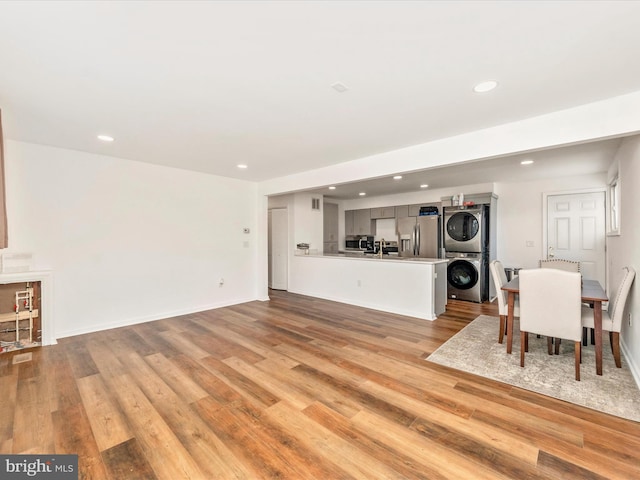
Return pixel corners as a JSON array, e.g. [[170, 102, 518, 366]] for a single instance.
[[55, 295, 255, 339], [621, 339, 640, 390], [0, 270, 54, 346]]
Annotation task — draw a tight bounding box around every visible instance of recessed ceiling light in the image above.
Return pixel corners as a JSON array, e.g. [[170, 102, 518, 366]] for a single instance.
[[331, 82, 349, 93], [359, 192, 366, 196], [328, 186, 336, 190], [473, 80, 498, 93], [521, 160, 534, 165], [393, 175, 403, 180], [420, 184, 429, 188], [97, 134, 114, 142], [237, 164, 248, 169]]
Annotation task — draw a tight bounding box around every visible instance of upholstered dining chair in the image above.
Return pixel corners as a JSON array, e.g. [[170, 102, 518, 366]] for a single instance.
[[519, 268, 583, 380], [582, 266, 636, 368], [539, 258, 581, 273], [489, 260, 519, 344]]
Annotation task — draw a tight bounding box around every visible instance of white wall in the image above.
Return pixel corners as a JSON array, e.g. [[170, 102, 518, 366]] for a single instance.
[[293, 192, 324, 254], [5, 140, 260, 339], [493, 173, 607, 270], [606, 135, 640, 382]]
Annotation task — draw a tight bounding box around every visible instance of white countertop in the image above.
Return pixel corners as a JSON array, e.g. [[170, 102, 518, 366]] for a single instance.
[[296, 252, 448, 265]]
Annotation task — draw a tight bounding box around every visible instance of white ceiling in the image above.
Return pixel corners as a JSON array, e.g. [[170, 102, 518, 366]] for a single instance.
[[314, 138, 623, 200], [1, 1, 639, 184]]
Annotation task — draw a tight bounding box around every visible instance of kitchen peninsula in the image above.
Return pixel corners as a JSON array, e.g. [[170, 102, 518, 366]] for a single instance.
[[289, 252, 448, 320]]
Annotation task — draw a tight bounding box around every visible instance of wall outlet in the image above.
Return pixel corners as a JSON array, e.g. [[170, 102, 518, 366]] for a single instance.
[[525, 240, 535, 247]]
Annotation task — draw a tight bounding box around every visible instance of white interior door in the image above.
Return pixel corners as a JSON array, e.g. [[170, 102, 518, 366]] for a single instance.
[[268, 208, 288, 290], [546, 191, 606, 286]]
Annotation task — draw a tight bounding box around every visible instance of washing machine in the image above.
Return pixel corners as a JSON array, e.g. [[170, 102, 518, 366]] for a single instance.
[[443, 205, 488, 253], [446, 252, 488, 303]]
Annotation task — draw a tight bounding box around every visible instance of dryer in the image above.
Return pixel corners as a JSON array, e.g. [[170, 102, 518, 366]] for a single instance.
[[446, 251, 488, 303], [443, 205, 488, 253]]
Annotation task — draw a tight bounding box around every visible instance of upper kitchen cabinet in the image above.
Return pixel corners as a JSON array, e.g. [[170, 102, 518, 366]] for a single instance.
[[345, 209, 354, 235], [395, 205, 409, 219], [408, 202, 442, 217], [370, 206, 395, 219], [345, 208, 375, 235]]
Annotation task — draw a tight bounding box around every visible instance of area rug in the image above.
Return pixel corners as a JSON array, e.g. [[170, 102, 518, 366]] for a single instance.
[[427, 315, 640, 422]]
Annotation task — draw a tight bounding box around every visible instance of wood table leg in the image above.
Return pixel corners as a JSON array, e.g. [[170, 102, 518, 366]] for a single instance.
[[506, 291, 515, 354], [594, 300, 603, 375]]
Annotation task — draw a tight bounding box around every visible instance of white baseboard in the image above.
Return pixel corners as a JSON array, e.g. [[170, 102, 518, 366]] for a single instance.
[[55, 295, 258, 339], [621, 339, 640, 389]]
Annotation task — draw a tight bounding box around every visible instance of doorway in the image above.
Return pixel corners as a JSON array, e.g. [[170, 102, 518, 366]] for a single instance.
[[268, 208, 288, 290], [545, 190, 606, 287]]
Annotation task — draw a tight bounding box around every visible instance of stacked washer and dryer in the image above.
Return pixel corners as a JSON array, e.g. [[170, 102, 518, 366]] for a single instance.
[[443, 204, 490, 303]]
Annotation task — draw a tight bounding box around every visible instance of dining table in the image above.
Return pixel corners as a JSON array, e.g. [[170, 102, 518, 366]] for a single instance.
[[501, 276, 608, 375]]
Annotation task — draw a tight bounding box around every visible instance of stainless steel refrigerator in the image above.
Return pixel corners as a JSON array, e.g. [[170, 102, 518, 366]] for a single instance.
[[397, 215, 441, 258]]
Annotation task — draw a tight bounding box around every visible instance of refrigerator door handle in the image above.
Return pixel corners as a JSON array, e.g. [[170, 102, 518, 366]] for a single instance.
[[415, 224, 420, 256], [412, 225, 417, 256]]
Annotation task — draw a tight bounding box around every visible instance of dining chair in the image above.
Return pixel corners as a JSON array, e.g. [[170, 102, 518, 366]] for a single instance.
[[539, 258, 581, 273], [489, 259, 519, 344], [581, 266, 636, 368], [519, 268, 583, 380]]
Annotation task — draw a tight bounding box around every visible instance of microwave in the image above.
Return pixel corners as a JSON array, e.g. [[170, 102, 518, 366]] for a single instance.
[[345, 235, 373, 250]]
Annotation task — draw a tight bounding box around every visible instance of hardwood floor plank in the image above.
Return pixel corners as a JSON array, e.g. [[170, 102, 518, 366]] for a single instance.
[[351, 409, 512, 480], [266, 400, 405, 479], [107, 374, 206, 480], [101, 438, 158, 480], [359, 379, 540, 466], [143, 352, 210, 403], [303, 401, 445, 480], [536, 450, 610, 480], [12, 376, 55, 454], [124, 353, 255, 479], [52, 403, 109, 479], [76, 374, 134, 451], [197, 355, 280, 408], [222, 356, 314, 410]]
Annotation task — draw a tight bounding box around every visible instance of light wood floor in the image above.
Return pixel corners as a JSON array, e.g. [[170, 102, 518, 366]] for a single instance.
[[1, 291, 639, 479]]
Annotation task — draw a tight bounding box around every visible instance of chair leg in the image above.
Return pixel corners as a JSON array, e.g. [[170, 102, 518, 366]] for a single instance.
[[498, 315, 505, 344], [582, 327, 588, 346], [554, 338, 561, 355], [574, 341, 581, 381], [520, 331, 526, 367], [547, 337, 553, 355], [611, 332, 622, 368], [524, 332, 529, 352], [590, 328, 595, 345]]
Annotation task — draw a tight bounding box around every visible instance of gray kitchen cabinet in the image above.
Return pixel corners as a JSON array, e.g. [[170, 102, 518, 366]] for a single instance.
[[395, 205, 409, 219], [345, 209, 374, 235], [370, 206, 395, 219], [345, 210, 355, 235], [354, 208, 373, 235]]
